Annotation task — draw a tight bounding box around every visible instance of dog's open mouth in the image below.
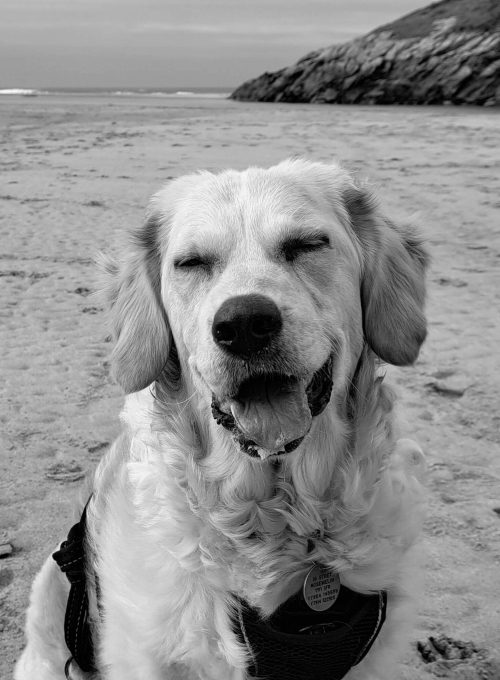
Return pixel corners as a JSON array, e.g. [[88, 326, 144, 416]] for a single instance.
[[211, 355, 333, 460]]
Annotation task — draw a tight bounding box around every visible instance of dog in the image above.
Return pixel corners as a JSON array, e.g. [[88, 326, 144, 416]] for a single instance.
[[15, 159, 428, 680]]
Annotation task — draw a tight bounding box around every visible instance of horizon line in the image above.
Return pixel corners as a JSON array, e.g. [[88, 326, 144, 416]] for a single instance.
[[0, 85, 236, 91]]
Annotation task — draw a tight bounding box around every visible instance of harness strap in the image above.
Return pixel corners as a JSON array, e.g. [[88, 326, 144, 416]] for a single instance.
[[52, 502, 96, 673]]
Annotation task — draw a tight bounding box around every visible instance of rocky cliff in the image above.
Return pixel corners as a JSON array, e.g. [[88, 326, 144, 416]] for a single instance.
[[231, 0, 500, 105]]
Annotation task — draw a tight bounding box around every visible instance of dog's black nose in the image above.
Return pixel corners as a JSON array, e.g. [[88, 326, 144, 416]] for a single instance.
[[212, 294, 282, 357]]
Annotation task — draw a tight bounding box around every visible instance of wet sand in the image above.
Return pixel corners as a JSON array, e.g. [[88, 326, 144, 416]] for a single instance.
[[1, 94, 499, 679]]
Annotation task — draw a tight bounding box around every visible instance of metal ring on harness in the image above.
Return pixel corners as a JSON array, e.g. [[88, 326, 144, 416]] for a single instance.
[[64, 656, 96, 680], [64, 656, 73, 679]]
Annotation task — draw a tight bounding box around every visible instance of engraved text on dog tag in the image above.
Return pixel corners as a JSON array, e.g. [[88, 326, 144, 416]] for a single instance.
[[303, 565, 341, 612]]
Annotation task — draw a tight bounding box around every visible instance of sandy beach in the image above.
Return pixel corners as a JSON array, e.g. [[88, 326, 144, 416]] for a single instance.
[[1, 93, 499, 679]]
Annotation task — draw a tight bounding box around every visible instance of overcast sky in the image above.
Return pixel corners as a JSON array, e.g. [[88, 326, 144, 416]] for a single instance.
[[1, 0, 431, 89]]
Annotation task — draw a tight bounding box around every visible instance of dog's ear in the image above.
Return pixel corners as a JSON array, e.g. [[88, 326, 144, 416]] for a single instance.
[[344, 184, 429, 366], [100, 212, 171, 393]]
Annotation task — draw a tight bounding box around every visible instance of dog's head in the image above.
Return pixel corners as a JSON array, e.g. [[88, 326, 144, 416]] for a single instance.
[[103, 160, 427, 460]]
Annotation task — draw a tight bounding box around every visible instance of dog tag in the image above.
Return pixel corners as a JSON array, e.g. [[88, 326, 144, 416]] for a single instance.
[[303, 565, 341, 612]]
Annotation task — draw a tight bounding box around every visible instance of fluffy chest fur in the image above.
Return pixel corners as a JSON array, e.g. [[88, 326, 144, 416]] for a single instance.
[[90, 357, 424, 632]]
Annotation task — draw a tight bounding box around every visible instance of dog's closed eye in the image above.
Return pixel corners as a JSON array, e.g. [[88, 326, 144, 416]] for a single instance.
[[279, 233, 331, 262], [174, 254, 214, 270]]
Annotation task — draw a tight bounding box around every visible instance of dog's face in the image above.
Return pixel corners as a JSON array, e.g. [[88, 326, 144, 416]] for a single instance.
[[162, 166, 365, 457], [104, 160, 428, 460]]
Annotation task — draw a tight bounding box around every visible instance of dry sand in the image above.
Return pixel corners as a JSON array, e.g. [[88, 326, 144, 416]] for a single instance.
[[1, 94, 499, 679]]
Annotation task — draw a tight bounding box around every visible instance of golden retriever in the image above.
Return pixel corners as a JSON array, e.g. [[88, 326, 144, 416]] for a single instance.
[[16, 159, 428, 680]]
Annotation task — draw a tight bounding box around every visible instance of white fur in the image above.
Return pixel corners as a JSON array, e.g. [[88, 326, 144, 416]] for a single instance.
[[16, 160, 428, 680]]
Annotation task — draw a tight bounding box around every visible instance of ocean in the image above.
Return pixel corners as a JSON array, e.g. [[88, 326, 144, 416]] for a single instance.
[[0, 87, 231, 99], [0, 86, 245, 131]]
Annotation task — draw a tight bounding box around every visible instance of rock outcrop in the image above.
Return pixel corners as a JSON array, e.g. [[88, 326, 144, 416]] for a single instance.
[[231, 0, 500, 105]]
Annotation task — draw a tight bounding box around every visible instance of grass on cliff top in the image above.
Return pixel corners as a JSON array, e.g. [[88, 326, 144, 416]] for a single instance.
[[376, 0, 500, 40]]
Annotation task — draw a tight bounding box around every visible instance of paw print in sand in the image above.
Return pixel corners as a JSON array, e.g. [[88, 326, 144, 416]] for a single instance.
[[417, 635, 500, 679]]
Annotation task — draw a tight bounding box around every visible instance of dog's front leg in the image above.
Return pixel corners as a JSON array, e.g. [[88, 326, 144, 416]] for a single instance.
[[95, 572, 246, 680], [99, 649, 244, 680], [96, 614, 174, 680], [100, 657, 168, 680]]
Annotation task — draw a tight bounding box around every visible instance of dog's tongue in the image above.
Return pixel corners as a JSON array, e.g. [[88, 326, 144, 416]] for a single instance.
[[229, 376, 312, 453]]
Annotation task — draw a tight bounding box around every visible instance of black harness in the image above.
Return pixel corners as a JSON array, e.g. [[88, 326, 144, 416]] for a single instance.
[[53, 506, 386, 679], [52, 503, 97, 674], [236, 586, 386, 680]]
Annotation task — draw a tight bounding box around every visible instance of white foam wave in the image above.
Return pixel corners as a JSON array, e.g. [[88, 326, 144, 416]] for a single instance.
[[111, 89, 229, 99], [0, 88, 45, 96]]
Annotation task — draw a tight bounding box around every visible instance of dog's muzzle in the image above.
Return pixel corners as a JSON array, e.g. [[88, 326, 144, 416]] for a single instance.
[[211, 354, 333, 459]]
